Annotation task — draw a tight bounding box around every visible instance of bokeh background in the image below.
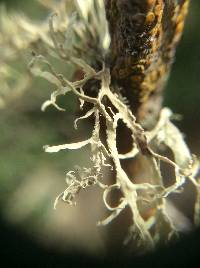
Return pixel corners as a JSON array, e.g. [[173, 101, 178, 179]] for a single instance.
[[0, 0, 200, 266]]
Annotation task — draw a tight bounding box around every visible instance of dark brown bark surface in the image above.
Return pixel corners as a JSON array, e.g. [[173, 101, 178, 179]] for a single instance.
[[103, 1, 190, 253], [105, 0, 190, 126]]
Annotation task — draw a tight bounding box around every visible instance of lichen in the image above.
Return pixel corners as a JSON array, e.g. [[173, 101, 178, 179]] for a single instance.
[[1, 0, 200, 253]]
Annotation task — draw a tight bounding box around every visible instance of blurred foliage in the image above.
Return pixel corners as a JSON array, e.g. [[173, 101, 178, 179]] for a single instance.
[[0, 0, 105, 255]]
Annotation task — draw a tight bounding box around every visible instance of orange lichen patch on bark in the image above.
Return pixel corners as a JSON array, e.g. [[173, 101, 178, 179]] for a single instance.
[[145, 12, 155, 25], [154, 2, 163, 17], [105, 0, 190, 121], [147, 0, 156, 7]]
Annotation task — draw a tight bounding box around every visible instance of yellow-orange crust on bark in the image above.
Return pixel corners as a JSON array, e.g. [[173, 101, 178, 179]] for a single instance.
[[105, 0, 190, 122]]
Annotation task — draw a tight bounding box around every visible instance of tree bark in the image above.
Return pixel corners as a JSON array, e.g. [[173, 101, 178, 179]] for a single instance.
[[105, 0, 190, 127], [103, 0, 190, 254]]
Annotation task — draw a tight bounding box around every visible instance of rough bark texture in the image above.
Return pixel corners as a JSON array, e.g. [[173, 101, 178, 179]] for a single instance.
[[103, 1, 190, 253], [105, 0, 190, 127]]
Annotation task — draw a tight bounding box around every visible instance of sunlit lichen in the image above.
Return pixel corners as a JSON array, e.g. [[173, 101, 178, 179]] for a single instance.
[[1, 0, 200, 253]]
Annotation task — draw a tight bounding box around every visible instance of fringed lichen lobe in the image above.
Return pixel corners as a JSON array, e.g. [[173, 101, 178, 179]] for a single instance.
[[105, 0, 190, 121]]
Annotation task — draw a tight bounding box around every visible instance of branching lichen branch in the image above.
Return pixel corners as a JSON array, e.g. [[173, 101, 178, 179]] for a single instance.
[[2, 0, 199, 253]]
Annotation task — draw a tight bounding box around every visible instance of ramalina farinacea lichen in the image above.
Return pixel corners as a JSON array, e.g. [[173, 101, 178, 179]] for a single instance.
[[1, 0, 200, 252]]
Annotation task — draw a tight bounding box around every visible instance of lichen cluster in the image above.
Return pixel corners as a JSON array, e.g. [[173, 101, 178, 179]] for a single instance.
[[0, 0, 199, 252]]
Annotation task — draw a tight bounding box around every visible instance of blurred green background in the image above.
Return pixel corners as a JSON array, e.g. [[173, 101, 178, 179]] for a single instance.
[[0, 0, 106, 258], [0, 0, 200, 263]]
